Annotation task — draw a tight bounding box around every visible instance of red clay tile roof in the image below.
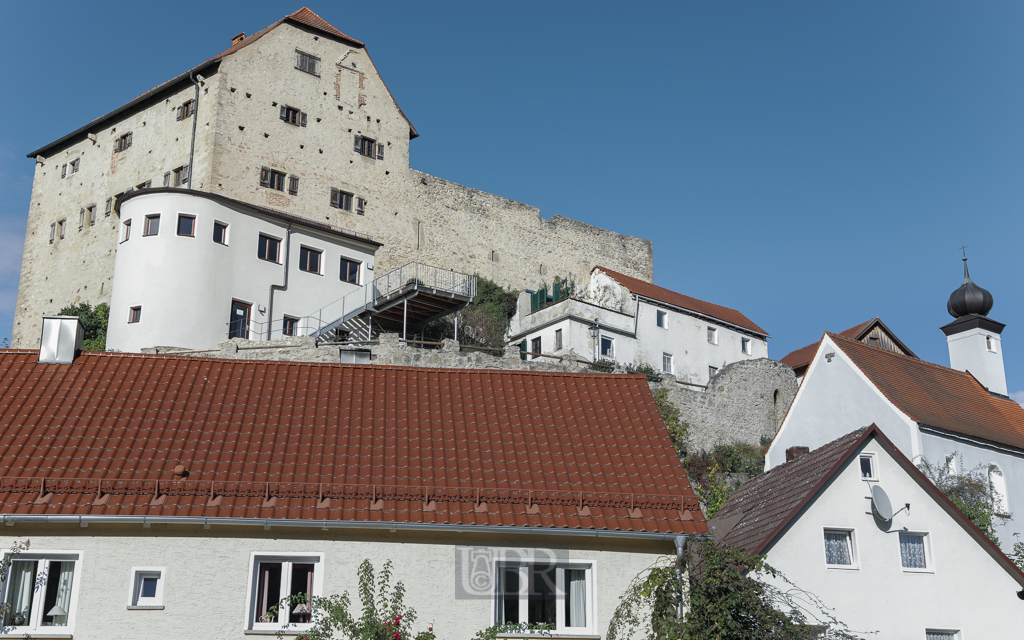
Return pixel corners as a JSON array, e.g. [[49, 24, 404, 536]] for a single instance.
[[710, 426, 1024, 587], [779, 317, 916, 372], [593, 266, 769, 336], [28, 7, 416, 158], [831, 332, 1024, 451], [0, 350, 705, 535]]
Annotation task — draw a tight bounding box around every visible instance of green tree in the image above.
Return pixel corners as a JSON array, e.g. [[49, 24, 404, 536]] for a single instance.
[[57, 302, 109, 351], [424, 276, 518, 349], [918, 453, 1010, 547]]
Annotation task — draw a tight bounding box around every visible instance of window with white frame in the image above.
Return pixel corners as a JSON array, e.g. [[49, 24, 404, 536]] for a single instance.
[[899, 532, 930, 571], [823, 529, 856, 568], [247, 554, 322, 632], [986, 335, 996, 352], [129, 567, 165, 608], [2, 552, 81, 631], [662, 353, 673, 374], [707, 326, 718, 344], [859, 453, 877, 481], [600, 336, 614, 359], [656, 310, 667, 328], [531, 336, 542, 360], [494, 562, 593, 632], [741, 337, 752, 355], [708, 365, 718, 379]]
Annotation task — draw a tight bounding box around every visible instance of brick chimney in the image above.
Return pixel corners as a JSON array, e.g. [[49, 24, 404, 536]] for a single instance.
[[231, 32, 246, 46], [786, 446, 810, 462]]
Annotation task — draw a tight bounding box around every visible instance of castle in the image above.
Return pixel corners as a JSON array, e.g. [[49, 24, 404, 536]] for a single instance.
[[12, 7, 653, 348]]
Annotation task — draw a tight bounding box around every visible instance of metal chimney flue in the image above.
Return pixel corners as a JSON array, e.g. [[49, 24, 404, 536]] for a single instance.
[[38, 316, 85, 364]]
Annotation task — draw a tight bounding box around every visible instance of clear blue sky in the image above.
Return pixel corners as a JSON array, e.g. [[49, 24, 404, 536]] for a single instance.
[[1, 2, 1021, 399]]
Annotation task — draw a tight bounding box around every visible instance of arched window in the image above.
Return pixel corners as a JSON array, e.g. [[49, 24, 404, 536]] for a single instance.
[[990, 464, 1008, 515]]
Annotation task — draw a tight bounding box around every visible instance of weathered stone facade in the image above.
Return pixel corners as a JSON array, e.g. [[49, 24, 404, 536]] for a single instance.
[[13, 15, 653, 348], [144, 333, 797, 452]]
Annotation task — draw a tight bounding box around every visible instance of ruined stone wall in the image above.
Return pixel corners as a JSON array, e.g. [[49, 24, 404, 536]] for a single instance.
[[14, 22, 652, 347]]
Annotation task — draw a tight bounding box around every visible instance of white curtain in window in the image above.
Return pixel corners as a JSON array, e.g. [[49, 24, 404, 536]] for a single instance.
[[567, 569, 587, 627], [925, 632, 955, 640], [6, 561, 36, 626], [823, 532, 851, 565], [46, 562, 75, 626], [899, 534, 927, 569]]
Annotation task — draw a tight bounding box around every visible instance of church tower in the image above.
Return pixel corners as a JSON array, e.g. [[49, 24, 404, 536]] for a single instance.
[[941, 256, 1008, 396]]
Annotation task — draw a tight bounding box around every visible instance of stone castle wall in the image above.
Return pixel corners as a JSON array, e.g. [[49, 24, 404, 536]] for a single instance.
[[8, 21, 655, 348]]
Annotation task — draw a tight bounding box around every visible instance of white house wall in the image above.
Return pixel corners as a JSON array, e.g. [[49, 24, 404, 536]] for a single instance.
[[765, 342, 917, 469], [0, 527, 663, 640], [108, 191, 375, 352], [757, 437, 1021, 637]]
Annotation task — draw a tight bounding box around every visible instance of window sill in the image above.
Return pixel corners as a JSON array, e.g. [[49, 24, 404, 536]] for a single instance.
[[901, 568, 935, 574], [825, 565, 859, 571], [244, 630, 310, 636], [496, 635, 600, 639], [127, 605, 165, 610], [0, 634, 73, 639]]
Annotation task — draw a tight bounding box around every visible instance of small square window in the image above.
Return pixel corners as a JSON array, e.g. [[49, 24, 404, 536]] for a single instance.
[[128, 306, 142, 323], [986, 336, 997, 353], [824, 529, 856, 568], [280, 106, 306, 127], [340, 258, 360, 284], [172, 165, 190, 187], [355, 136, 379, 158], [531, 336, 542, 360], [899, 532, 930, 571], [248, 554, 321, 632], [707, 326, 718, 345], [295, 51, 320, 76], [176, 99, 195, 121], [859, 454, 877, 481], [330, 188, 354, 211], [554, 328, 563, 351], [656, 310, 667, 328], [662, 353, 673, 374], [129, 568, 165, 608], [709, 365, 718, 379], [87, 205, 96, 226], [283, 317, 298, 337], [741, 337, 752, 355], [259, 167, 286, 191], [114, 132, 133, 153], [177, 215, 195, 237], [299, 247, 321, 274], [213, 222, 228, 245], [258, 235, 281, 263], [600, 336, 614, 358], [143, 215, 160, 236]]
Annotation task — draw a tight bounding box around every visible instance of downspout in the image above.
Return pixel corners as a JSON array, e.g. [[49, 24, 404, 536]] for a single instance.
[[267, 223, 293, 340], [675, 535, 688, 619], [187, 73, 203, 189]]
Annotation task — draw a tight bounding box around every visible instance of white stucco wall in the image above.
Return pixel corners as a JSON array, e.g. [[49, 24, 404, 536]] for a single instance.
[[0, 526, 666, 640], [108, 191, 376, 352], [756, 436, 1021, 637], [946, 327, 1008, 396], [765, 337, 919, 469]]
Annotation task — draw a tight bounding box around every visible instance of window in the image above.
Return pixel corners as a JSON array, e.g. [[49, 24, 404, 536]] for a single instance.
[[656, 310, 667, 328], [128, 306, 142, 323], [707, 326, 718, 344], [709, 365, 718, 379], [49, 223, 55, 244], [986, 335, 997, 352], [288, 175, 299, 196], [1, 552, 80, 632], [824, 529, 856, 568], [129, 568, 164, 608], [122, 219, 131, 242], [172, 165, 190, 187], [600, 336, 614, 358], [136, 180, 152, 191], [177, 215, 195, 237], [144, 215, 160, 236], [494, 562, 593, 632], [87, 205, 96, 226], [258, 235, 281, 263], [554, 329, 563, 351], [741, 337, 752, 355], [283, 317, 298, 337], [330, 188, 353, 211], [259, 167, 286, 191], [531, 337, 542, 360], [58, 219, 66, 240], [868, 336, 880, 347], [899, 532, 930, 571], [859, 454, 877, 481], [213, 222, 228, 245], [340, 258, 360, 284], [247, 554, 321, 632], [295, 51, 320, 76], [299, 247, 321, 274], [925, 631, 959, 640], [176, 99, 195, 121], [280, 106, 307, 127], [662, 353, 673, 374], [229, 301, 251, 339], [62, 159, 80, 178], [354, 136, 384, 159], [114, 132, 133, 152]]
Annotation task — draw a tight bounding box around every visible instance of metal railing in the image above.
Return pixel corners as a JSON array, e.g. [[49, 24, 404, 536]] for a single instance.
[[372, 263, 476, 301]]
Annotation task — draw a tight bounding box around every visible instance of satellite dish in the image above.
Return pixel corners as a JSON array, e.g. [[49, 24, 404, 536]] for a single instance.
[[871, 484, 894, 520]]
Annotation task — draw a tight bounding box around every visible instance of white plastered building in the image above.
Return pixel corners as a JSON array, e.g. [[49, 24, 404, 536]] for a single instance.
[[507, 266, 769, 387]]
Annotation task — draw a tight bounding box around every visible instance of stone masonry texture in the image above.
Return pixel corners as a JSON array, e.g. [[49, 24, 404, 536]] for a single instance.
[[14, 20, 653, 347]]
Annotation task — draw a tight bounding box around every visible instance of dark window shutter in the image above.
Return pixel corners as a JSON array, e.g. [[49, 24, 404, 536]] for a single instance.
[[176, 105, 183, 121], [280, 106, 287, 121], [300, 112, 307, 127], [61, 164, 67, 178], [356, 197, 365, 214], [79, 208, 85, 229], [330, 188, 339, 208], [259, 167, 271, 187], [354, 135, 361, 152], [376, 143, 384, 160], [105, 198, 112, 215], [126, 132, 132, 147], [164, 172, 171, 187], [182, 165, 190, 185], [288, 176, 299, 195]]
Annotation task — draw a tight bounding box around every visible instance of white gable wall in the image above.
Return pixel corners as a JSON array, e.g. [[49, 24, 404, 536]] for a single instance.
[[765, 338, 918, 470], [756, 436, 1021, 637]]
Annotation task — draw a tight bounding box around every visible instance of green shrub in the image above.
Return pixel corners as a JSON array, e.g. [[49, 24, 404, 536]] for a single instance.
[[57, 302, 109, 351], [918, 454, 1011, 547]]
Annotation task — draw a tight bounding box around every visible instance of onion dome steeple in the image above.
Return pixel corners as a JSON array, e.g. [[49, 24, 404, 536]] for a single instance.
[[947, 256, 994, 318]]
